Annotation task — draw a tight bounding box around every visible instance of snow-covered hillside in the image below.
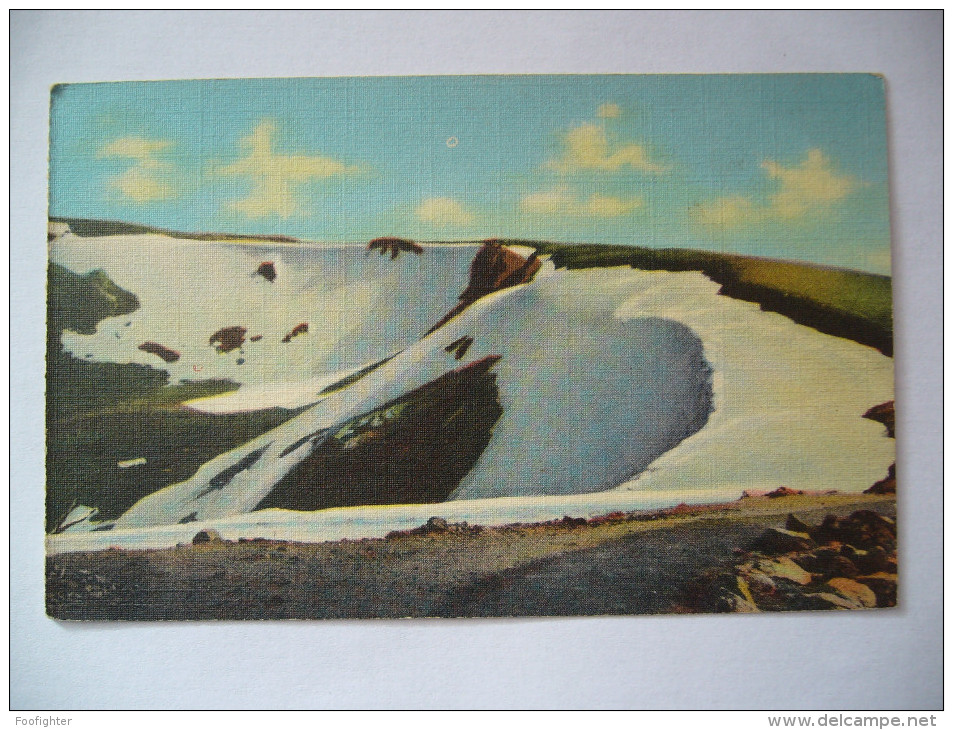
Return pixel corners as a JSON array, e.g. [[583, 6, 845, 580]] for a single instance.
[[46, 233, 895, 553]]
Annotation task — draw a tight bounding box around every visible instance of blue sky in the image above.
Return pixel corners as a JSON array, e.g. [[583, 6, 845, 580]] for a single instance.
[[49, 74, 891, 273]]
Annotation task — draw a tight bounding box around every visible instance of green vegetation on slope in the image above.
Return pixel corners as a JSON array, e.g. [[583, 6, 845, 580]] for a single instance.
[[51, 217, 299, 243], [46, 263, 298, 530], [515, 242, 893, 356]]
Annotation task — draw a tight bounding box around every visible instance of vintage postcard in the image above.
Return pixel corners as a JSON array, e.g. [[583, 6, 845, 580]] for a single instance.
[[45, 74, 895, 619]]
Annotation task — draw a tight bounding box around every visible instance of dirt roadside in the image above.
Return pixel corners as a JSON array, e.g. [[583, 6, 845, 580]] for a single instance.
[[46, 492, 896, 621]]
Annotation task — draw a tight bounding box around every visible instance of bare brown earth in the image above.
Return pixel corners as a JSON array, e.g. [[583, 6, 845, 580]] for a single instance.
[[46, 492, 895, 621]]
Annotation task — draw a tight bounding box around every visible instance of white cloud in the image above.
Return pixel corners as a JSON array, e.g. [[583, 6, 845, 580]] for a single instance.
[[520, 185, 642, 218], [415, 197, 475, 226], [596, 102, 622, 119], [100, 136, 177, 202], [763, 148, 858, 218], [693, 149, 859, 228], [548, 123, 667, 175], [101, 137, 172, 162], [111, 167, 176, 203], [218, 121, 361, 219]]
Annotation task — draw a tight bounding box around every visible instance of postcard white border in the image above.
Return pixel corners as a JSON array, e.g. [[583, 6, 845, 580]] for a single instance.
[[10, 10, 942, 709]]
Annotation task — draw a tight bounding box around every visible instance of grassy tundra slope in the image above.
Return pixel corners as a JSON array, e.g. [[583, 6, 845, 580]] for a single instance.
[[46, 263, 299, 531], [526, 242, 893, 355]]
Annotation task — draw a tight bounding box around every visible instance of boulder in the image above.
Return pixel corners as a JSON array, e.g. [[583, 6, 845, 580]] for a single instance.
[[750, 528, 815, 555], [785, 514, 813, 533], [748, 556, 813, 586], [854, 573, 898, 608], [717, 585, 759, 613], [415, 517, 450, 535], [826, 577, 877, 608], [812, 512, 895, 548], [741, 570, 778, 596], [847, 544, 891, 574], [192, 529, 224, 545], [692, 573, 761, 613], [794, 547, 860, 579]]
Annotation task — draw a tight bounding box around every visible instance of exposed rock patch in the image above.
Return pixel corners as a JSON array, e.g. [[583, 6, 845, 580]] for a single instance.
[[209, 326, 247, 353], [281, 323, 308, 343], [367, 237, 424, 259], [255, 262, 276, 282], [138, 342, 181, 363]]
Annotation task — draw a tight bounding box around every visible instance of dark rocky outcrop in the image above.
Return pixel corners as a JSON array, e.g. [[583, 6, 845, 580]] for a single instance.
[[281, 323, 309, 343], [255, 262, 277, 282], [138, 341, 181, 363], [863, 400, 895, 438], [367, 237, 424, 259], [428, 240, 542, 333], [255, 355, 504, 512], [210, 326, 247, 353], [863, 401, 896, 494]]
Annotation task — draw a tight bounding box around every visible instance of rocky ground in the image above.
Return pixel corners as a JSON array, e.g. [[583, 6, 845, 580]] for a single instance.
[[675, 507, 897, 613], [46, 492, 896, 621]]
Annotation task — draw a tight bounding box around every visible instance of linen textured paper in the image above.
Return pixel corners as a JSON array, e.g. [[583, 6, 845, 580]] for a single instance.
[[45, 74, 896, 620]]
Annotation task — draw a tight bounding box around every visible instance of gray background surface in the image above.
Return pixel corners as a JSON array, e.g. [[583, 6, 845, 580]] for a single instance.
[[10, 10, 942, 709]]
